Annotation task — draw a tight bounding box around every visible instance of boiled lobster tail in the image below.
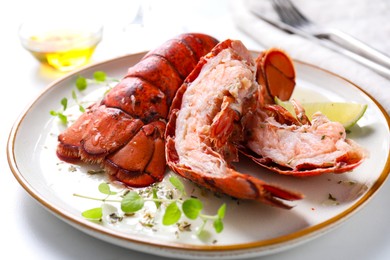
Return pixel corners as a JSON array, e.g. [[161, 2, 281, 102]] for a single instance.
[[56, 33, 219, 187], [165, 39, 303, 208], [243, 48, 366, 177]]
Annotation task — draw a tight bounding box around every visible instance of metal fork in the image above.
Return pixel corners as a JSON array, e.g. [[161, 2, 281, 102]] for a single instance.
[[271, 0, 390, 71]]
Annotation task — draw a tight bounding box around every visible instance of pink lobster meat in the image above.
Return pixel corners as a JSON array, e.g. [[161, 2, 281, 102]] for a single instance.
[[165, 39, 366, 208], [166, 39, 303, 208], [240, 49, 367, 176]]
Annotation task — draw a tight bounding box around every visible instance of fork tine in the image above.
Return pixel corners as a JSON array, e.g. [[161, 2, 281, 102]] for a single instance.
[[283, 0, 310, 23], [271, 0, 296, 26], [271, 0, 310, 28]]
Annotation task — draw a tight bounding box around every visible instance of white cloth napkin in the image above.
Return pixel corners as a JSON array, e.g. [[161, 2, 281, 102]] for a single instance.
[[230, 0, 390, 114]]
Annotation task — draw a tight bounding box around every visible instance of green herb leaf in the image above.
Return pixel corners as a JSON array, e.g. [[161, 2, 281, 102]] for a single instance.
[[71, 90, 77, 100], [217, 203, 226, 219], [169, 176, 185, 195], [94, 71, 107, 82], [79, 104, 85, 113], [98, 183, 117, 195], [58, 113, 68, 124], [76, 76, 87, 91], [74, 171, 228, 235], [163, 202, 181, 225], [182, 198, 203, 220], [82, 207, 102, 220], [60, 97, 68, 111], [121, 191, 144, 213], [213, 218, 224, 233], [152, 187, 161, 209], [50, 110, 58, 116]]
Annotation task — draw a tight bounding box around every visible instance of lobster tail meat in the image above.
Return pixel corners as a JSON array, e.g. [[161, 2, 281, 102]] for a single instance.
[[240, 48, 367, 177], [243, 103, 367, 176], [166, 39, 303, 208], [56, 33, 219, 187]]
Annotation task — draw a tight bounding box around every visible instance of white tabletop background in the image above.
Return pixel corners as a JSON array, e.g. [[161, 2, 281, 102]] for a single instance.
[[2, 0, 390, 259]]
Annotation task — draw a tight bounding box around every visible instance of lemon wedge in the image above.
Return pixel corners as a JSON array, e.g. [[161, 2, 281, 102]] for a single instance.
[[275, 97, 367, 129]]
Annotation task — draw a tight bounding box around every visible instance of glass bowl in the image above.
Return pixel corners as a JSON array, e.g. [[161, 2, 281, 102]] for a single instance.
[[19, 18, 103, 72]]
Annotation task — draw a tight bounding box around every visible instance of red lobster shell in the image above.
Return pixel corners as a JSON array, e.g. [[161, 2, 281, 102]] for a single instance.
[[56, 33, 218, 187]]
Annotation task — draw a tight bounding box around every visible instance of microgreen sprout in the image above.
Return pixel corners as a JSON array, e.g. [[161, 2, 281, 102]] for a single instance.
[[50, 71, 118, 125], [81, 207, 103, 221], [50, 97, 68, 124], [73, 177, 226, 235]]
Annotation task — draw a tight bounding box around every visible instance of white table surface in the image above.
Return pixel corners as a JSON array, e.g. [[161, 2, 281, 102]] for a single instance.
[[2, 0, 390, 259]]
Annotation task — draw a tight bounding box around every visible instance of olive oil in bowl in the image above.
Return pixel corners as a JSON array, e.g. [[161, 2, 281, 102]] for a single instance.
[[19, 21, 103, 72]]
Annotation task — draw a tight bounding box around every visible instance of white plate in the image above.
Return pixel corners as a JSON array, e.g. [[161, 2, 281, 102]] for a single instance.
[[7, 52, 390, 259]]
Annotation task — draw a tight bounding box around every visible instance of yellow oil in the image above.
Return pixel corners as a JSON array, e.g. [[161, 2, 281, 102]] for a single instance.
[[26, 32, 100, 71], [29, 46, 97, 71]]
